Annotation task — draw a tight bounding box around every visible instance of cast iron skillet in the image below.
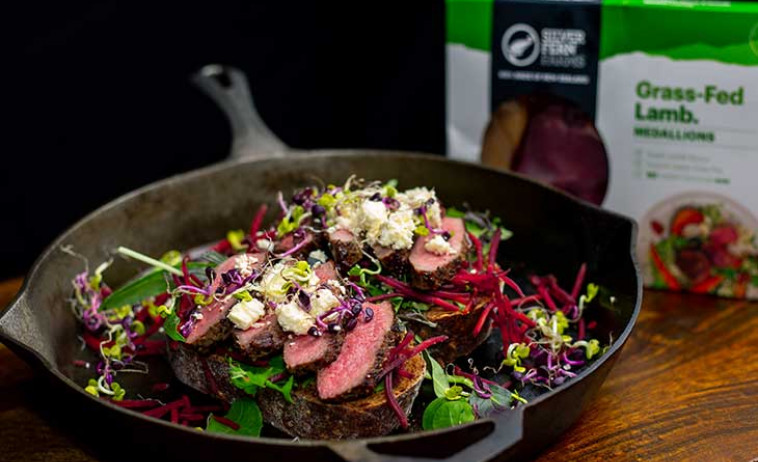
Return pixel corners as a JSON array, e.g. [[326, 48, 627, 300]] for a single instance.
[[0, 65, 641, 462]]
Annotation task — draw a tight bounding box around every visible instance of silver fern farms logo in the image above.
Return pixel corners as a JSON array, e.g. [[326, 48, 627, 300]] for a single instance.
[[502, 23, 540, 67], [502, 24, 587, 69]]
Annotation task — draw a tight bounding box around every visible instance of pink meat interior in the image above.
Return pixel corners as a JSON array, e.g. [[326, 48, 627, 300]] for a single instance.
[[315, 261, 338, 282], [187, 253, 265, 344], [409, 217, 466, 272], [316, 301, 394, 400], [234, 313, 278, 348], [284, 335, 331, 369], [330, 228, 355, 243]]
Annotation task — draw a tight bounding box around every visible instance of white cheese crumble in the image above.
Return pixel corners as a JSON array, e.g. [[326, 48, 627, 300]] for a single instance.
[[308, 249, 328, 265], [397, 187, 442, 227], [235, 254, 259, 278], [275, 300, 314, 335], [361, 200, 389, 243], [425, 234, 456, 256], [310, 288, 341, 317], [328, 184, 443, 251], [378, 208, 416, 250], [256, 239, 274, 252], [228, 298, 266, 330]]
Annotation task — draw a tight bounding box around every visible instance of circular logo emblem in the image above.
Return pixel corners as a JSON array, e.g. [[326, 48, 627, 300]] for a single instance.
[[750, 22, 758, 58], [502, 23, 540, 67]]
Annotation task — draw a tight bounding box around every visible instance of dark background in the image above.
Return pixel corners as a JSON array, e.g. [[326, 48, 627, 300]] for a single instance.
[[5, 2, 445, 278]]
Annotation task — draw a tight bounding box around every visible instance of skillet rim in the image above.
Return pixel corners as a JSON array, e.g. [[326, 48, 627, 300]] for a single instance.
[[0, 149, 642, 448]]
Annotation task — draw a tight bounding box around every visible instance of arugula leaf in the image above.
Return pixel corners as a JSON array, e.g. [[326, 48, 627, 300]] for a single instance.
[[100, 262, 212, 310], [422, 397, 475, 430], [228, 356, 294, 403], [206, 398, 263, 437]]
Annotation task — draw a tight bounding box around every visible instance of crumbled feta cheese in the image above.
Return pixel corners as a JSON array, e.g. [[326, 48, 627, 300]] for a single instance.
[[191, 312, 204, 320], [378, 208, 416, 250], [256, 239, 274, 252], [361, 200, 389, 242], [397, 186, 441, 227], [308, 249, 328, 265], [425, 234, 456, 256], [275, 301, 314, 335], [398, 187, 435, 208], [310, 288, 341, 317], [228, 298, 266, 330], [235, 254, 259, 278]]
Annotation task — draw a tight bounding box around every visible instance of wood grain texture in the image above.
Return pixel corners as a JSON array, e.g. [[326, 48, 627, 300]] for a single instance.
[[0, 278, 756, 461]]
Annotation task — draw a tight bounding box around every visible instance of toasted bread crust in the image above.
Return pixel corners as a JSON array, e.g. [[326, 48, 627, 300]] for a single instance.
[[166, 343, 426, 439]]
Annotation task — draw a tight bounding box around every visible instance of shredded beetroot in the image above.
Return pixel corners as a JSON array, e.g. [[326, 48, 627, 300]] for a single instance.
[[170, 407, 179, 423], [571, 263, 587, 301], [249, 204, 268, 241], [384, 372, 408, 429], [375, 275, 461, 311], [110, 399, 162, 409], [467, 231, 484, 272], [152, 382, 170, 392], [499, 273, 525, 298], [142, 395, 190, 419], [366, 292, 402, 303], [487, 228, 502, 271], [212, 415, 240, 431], [82, 331, 108, 352], [380, 332, 448, 428], [473, 303, 494, 337], [212, 239, 232, 254], [200, 358, 219, 397]]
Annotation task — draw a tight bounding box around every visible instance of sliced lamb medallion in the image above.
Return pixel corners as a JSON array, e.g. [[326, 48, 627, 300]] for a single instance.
[[328, 228, 363, 269], [314, 260, 339, 282], [274, 232, 318, 258], [372, 244, 410, 276], [316, 301, 398, 402], [233, 313, 287, 361], [185, 252, 266, 347], [409, 217, 470, 290], [283, 333, 344, 374]]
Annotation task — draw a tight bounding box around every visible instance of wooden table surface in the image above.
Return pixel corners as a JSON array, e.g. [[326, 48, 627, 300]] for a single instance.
[[0, 277, 756, 461]]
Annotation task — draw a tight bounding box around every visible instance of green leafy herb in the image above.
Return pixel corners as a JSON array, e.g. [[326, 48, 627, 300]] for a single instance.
[[422, 397, 475, 430], [206, 398, 263, 437], [163, 309, 186, 342], [100, 262, 211, 310], [228, 356, 294, 403], [425, 351, 450, 399]]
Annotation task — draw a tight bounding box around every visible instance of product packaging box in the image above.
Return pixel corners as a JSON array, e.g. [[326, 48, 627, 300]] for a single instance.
[[446, 0, 758, 298]]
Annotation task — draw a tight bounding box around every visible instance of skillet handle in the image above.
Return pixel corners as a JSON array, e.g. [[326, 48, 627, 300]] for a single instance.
[[329, 407, 524, 462], [0, 290, 50, 367], [192, 64, 289, 159]]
